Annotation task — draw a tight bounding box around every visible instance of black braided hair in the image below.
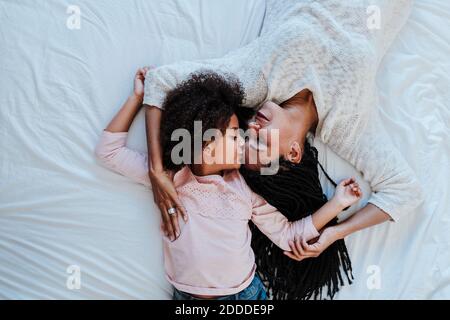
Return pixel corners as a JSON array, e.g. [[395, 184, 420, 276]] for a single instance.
[[239, 141, 354, 300]]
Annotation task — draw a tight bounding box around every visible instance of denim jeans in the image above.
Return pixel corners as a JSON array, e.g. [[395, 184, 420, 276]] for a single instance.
[[173, 274, 267, 300]]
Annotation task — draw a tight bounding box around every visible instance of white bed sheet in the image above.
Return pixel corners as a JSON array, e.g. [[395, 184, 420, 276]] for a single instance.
[[321, 0, 450, 299], [0, 0, 448, 299]]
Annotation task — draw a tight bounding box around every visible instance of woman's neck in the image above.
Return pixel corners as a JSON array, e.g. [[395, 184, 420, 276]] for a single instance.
[[285, 90, 319, 135], [307, 100, 319, 134]]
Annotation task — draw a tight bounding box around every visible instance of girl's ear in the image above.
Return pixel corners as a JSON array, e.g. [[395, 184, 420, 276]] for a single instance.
[[202, 141, 215, 164], [284, 141, 302, 164]]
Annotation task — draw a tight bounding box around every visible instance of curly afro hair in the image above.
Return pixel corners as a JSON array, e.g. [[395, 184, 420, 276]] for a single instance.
[[160, 71, 245, 172]]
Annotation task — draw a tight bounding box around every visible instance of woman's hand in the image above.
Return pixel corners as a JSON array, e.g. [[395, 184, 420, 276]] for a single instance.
[[332, 177, 362, 209], [284, 226, 343, 261], [133, 66, 151, 101], [149, 169, 188, 241]]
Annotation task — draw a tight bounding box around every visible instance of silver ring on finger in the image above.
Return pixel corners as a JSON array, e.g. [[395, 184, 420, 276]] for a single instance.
[[167, 207, 177, 215]]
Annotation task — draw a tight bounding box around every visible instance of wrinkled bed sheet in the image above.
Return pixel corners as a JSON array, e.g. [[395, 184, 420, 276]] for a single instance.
[[0, 0, 448, 299]]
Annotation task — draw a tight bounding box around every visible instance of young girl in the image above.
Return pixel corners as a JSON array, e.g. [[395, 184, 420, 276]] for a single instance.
[[95, 68, 362, 300]]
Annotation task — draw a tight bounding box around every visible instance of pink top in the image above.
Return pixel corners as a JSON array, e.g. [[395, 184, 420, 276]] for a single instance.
[[95, 130, 320, 296]]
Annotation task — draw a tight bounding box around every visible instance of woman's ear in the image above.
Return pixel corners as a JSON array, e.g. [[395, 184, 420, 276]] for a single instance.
[[284, 141, 302, 164]]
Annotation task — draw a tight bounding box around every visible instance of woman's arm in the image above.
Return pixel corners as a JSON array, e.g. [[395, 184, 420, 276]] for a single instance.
[[285, 203, 390, 261], [144, 106, 164, 172], [334, 203, 390, 238], [327, 111, 424, 223], [143, 62, 229, 241], [143, 61, 213, 109], [286, 114, 424, 261], [144, 104, 188, 241]]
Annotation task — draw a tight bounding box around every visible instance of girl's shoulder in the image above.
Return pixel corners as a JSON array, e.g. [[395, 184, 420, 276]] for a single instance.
[[225, 169, 253, 199], [173, 166, 195, 189]]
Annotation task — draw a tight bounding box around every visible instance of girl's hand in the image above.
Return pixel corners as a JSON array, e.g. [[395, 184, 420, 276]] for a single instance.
[[332, 177, 362, 209], [284, 226, 342, 261], [133, 66, 151, 100], [149, 169, 188, 241]]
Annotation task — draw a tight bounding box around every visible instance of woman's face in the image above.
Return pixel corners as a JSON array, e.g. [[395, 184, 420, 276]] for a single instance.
[[244, 101, 302, 171]]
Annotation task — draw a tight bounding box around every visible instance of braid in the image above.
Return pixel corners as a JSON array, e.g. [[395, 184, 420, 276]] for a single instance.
[[240, 141, 353, 300]]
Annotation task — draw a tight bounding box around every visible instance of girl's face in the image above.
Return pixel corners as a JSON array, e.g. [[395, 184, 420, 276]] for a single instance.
[[202, 114, 244, 171]]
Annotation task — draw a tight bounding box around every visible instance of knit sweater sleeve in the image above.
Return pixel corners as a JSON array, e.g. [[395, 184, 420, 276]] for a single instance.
[[143, 60, 214, 109], [323, 110, 424, 222], [143, 38, 268, 109]]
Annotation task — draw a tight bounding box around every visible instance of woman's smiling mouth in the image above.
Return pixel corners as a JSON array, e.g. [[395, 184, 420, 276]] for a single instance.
[[256, 110, 270, 125]]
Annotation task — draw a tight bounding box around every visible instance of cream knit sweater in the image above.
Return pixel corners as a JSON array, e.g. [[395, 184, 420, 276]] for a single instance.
[[143, 0, 423, 221]]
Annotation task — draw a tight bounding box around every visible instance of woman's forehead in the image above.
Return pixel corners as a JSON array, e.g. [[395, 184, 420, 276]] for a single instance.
[[227, 114, 240, 128]]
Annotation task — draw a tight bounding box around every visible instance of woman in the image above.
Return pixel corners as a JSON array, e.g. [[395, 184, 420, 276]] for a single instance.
[[143, 0, 423, 297]]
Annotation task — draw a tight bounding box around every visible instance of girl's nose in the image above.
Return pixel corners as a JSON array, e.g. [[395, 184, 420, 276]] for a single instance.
[[248, 121, 261, 133], [238, 135, 245, 148]]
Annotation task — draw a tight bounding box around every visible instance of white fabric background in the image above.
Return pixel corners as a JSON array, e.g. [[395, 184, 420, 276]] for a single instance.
[[0, 0, 448, 299]]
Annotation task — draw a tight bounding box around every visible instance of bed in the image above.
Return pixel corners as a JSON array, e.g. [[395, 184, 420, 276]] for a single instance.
[[0, 0, 449, 299]]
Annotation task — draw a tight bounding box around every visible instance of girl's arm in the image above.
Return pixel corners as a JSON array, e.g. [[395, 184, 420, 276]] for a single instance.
[[251, 178, 362, 251], [104, 67, 148, 133], [250, 194, 319, 252], [104, 94, 142, 133], [94, 68, 151, 187], [311, 178, 361, 231]]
